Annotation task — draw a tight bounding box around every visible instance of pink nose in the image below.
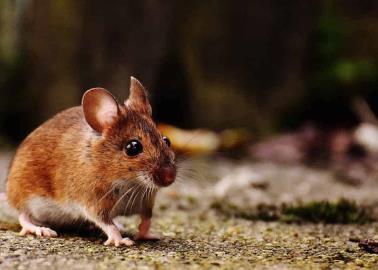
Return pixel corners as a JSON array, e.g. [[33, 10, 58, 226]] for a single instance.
[[154, 166, 176, 187]]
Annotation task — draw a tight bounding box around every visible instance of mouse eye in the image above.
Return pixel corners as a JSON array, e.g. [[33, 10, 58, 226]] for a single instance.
[[163, 136, 171, 147], [125, 139, 143, 156]]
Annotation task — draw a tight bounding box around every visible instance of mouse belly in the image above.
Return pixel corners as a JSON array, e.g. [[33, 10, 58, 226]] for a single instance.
[[26, 196, 86, 227]]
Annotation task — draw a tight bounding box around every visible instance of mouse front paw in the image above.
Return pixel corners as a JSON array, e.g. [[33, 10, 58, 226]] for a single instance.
[[134, 233, 161, 241], [104, 236, 134, 247]]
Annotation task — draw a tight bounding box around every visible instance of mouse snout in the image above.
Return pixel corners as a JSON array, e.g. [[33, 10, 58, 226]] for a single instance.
[[153, 165, 176, 187]]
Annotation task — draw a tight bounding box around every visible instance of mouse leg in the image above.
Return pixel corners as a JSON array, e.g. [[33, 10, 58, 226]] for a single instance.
[[18, 213, 57, 237], [113, 219, 127, 232], [84, 213, 134, 247], [102, 223, 134, 247], [135, 215, 160, 241]]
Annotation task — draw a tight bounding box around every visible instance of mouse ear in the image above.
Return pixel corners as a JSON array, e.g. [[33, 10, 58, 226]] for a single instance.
[[82, 88, 120, 133], [125, 76, 152, 116]]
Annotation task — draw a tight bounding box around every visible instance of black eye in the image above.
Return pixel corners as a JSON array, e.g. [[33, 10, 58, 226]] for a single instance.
[[163, 136, 171, 147], [125, 140, 143, 156]]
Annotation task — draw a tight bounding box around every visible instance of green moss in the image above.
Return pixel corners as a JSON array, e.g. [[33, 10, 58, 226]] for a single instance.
[[281, 199, 374, 224], [210, 201, 279, 221], [211, 199, 375, 224]]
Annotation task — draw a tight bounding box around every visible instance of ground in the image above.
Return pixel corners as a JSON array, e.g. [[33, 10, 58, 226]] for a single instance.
[[0, 152, 378, 269]]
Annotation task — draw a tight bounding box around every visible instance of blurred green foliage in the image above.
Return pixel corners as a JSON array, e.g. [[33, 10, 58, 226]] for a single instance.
[[1, 1, 378, 144], [316, 0, 377, 85], [285, 0, 378, 129]]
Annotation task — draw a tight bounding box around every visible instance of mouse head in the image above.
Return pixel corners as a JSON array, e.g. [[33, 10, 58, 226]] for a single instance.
[[82, 77, 176, 188]]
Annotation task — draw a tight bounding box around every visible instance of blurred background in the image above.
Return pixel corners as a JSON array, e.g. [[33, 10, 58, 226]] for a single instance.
[[1, 0, 378, 206], [1, 0, 378, 243], [1, 0, 378, 146]]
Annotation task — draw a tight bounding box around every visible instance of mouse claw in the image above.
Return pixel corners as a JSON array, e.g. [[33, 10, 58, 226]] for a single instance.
[[121, 238, 135, 246], [36, 227, 42, 237], [42, 227, 58, 237]]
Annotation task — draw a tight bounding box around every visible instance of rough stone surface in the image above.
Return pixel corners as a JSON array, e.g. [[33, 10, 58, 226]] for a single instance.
[[0, 152, 378, 269]]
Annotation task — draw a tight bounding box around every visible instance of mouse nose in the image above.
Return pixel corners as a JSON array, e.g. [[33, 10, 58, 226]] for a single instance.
[[153, 166, 176, 187]]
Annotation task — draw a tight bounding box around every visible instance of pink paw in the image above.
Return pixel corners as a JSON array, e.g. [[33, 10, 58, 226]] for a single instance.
[[104, 236, 134, 247], [135, 233, 161, 241], [20, 226, 58, 237]]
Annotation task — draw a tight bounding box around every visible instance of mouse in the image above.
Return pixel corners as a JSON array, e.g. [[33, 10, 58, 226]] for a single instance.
[[6, 77, 177, 247]]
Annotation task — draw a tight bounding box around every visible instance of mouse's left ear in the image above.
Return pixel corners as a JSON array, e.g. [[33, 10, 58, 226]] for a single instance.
[[82, 88, 120, 133], [125, 77, 152, 116]]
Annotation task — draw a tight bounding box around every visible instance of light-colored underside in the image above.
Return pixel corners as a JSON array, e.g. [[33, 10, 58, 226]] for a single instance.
[[25, 189, 155, 228], [26, 197, 88, 227]]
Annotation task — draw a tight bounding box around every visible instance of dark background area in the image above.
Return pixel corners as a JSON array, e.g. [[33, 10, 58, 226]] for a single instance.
[[1, 0, 378, 145]]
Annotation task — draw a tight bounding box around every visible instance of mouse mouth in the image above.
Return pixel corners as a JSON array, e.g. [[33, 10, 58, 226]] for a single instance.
[[153, 177, 174, 187], [152, 166, 176, 187]]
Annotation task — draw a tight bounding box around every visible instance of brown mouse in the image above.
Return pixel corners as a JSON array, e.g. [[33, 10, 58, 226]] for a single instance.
[[6, 77, 176, 247]]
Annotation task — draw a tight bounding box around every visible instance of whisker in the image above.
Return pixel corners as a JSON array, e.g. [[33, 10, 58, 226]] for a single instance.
[[139, 184, 149, 210], [176, 170, 203, 182], [111, 184, 136, 215], [147, 187, 152, 204], [97, 187, 116, 204], [124, 182, 143, 215], [128, 183, 144, 214]]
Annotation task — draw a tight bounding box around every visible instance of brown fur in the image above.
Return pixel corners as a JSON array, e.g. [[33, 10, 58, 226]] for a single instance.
[[6, 78, 175, 227]]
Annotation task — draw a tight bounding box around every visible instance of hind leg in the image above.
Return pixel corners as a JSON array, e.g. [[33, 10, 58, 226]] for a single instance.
[[18, 213, 57, 237]]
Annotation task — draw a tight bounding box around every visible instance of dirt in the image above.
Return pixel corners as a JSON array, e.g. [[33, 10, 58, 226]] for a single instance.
[[0, 152, 378, 269]]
